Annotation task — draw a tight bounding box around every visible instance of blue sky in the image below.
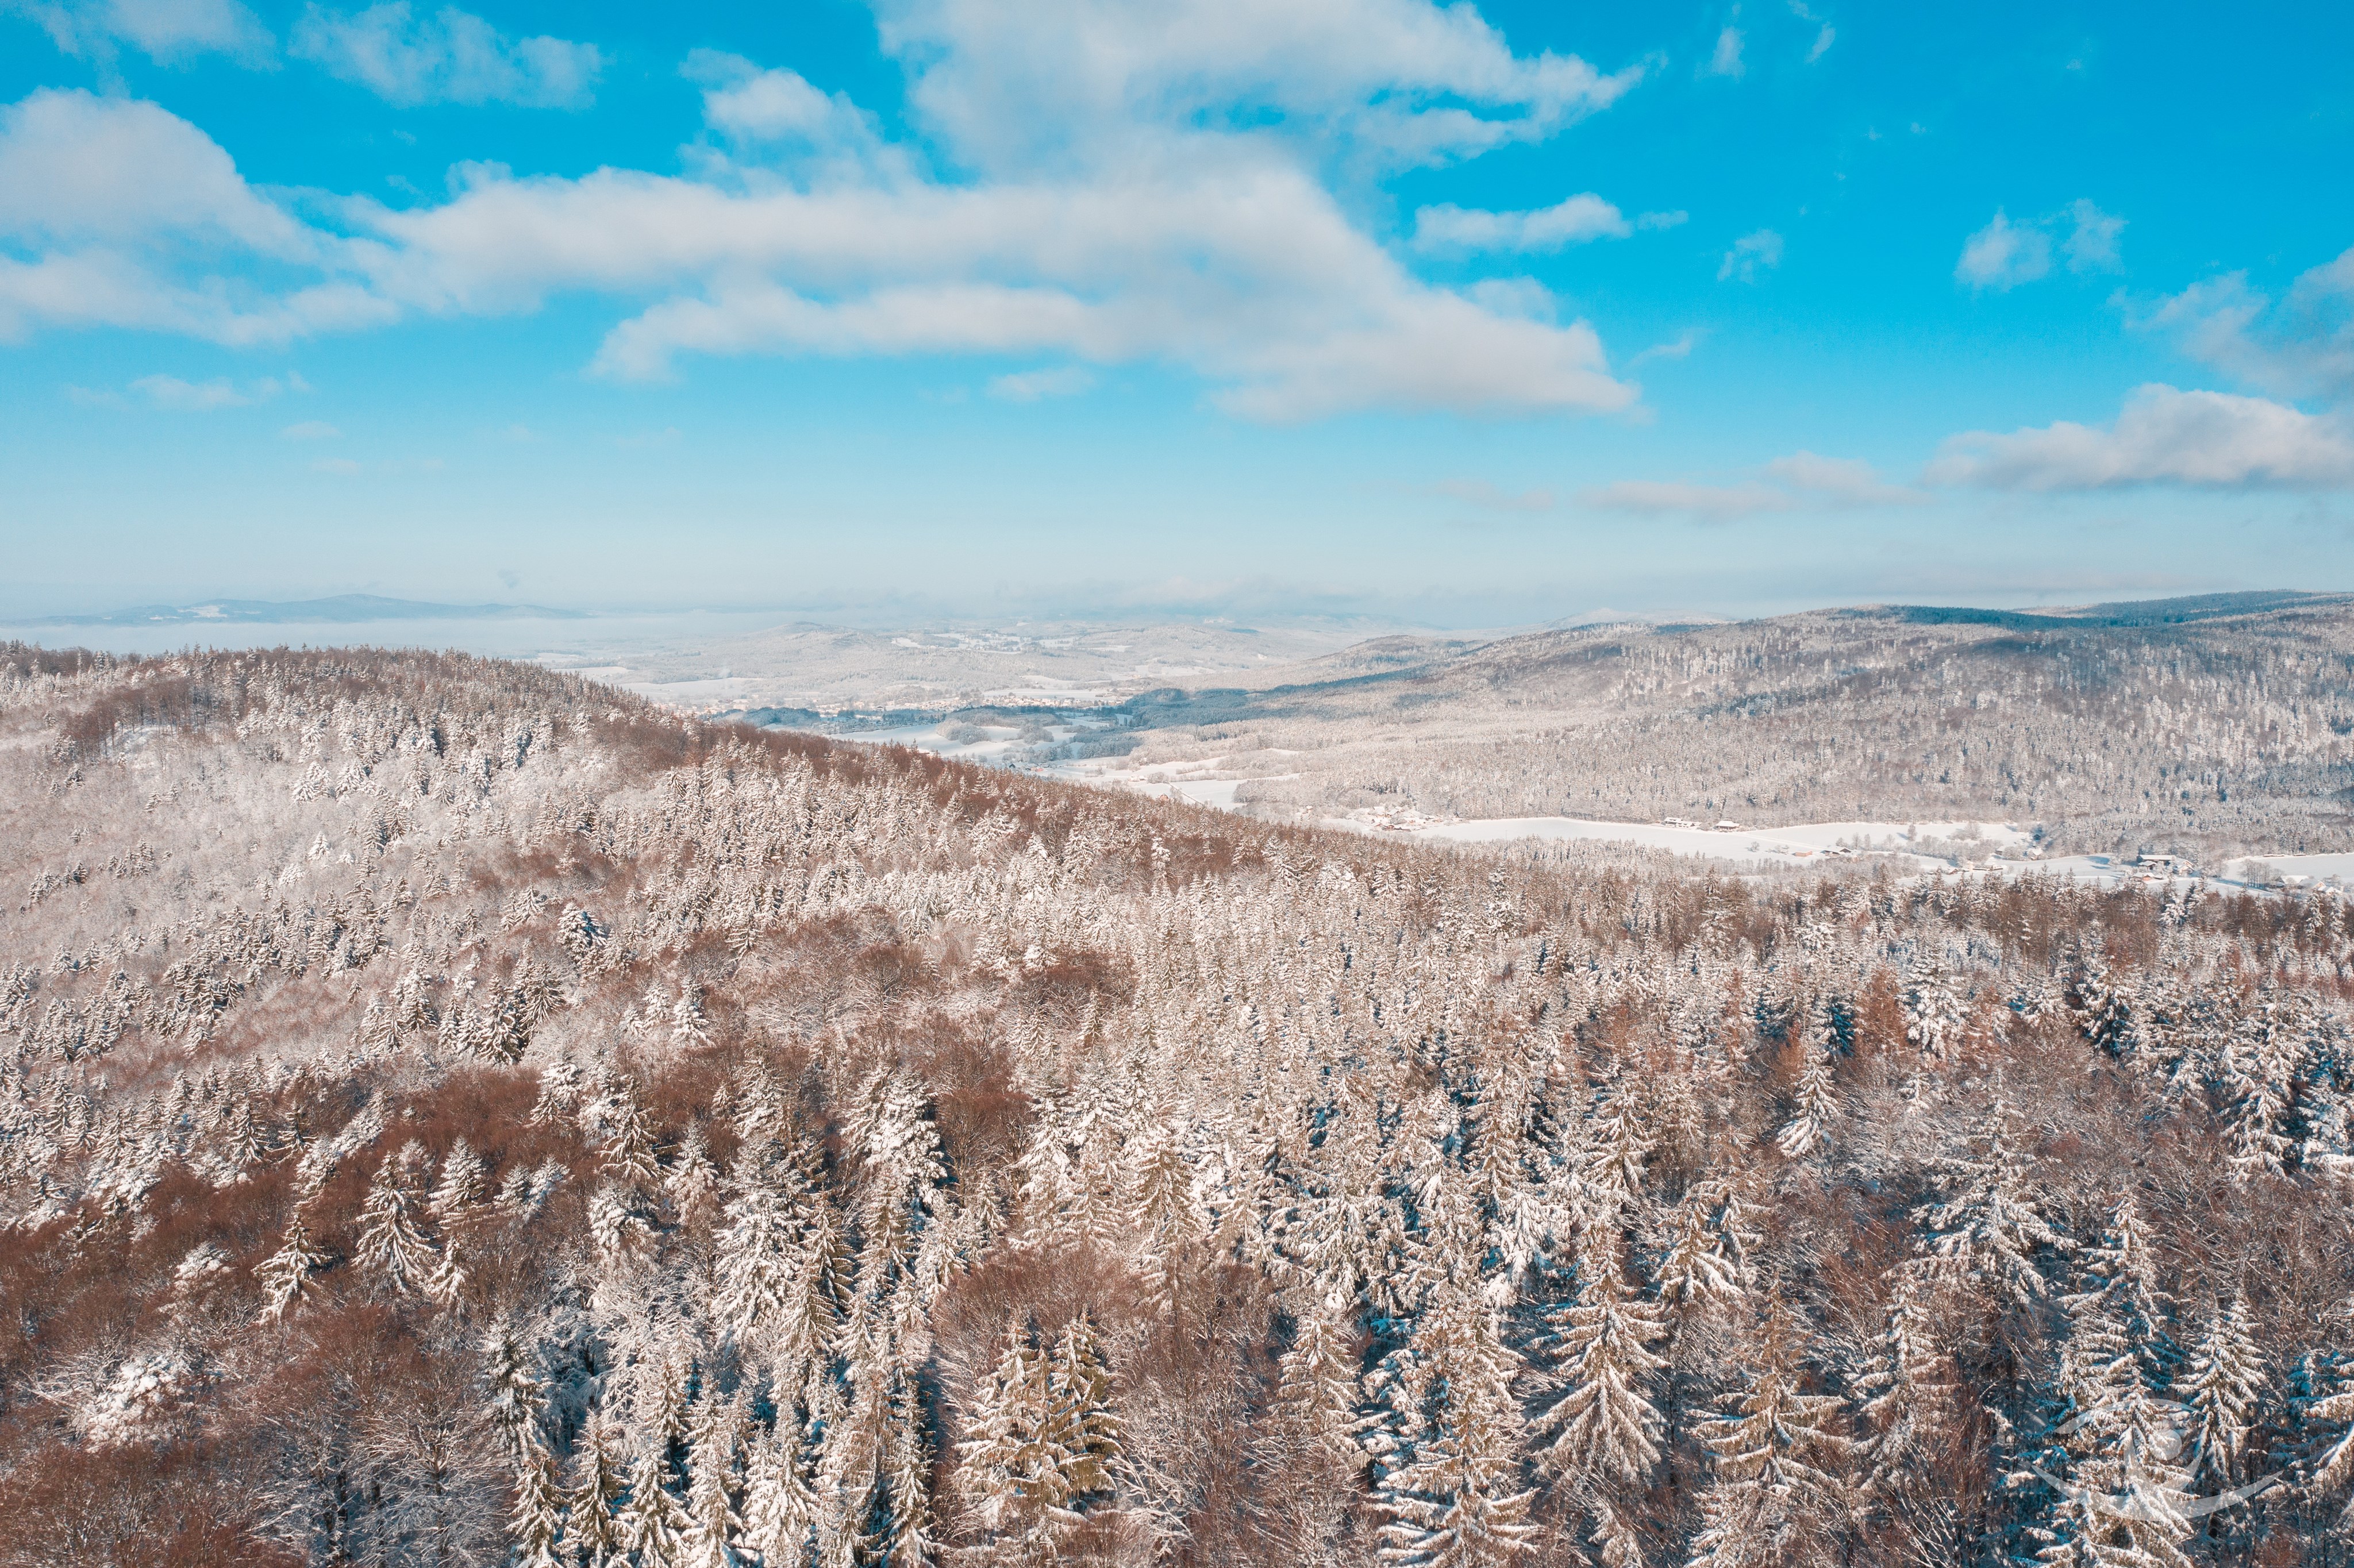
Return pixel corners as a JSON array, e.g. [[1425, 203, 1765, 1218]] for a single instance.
[[2, 0, 2350, 625]]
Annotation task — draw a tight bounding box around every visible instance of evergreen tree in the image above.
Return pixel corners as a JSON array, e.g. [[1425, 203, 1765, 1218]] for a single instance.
[[599, 1085, 661, 1190], [1918, 1097, 2068, 1309], [1530, 1232, 1666, 1488], [357, 1141, 440, 1296], [511, 1442, 568, 1568], [880, 1368, 939, 1568], [566, 1414, 630, 1568], [2180, 1292, 2266, 1490], [2029, 1285, 2194, 1568], [680, 1392, 745, 1568], [740, 1407, 824, 1567], [483, 1316, 548, 1464], [1686, 1308, 1851, 1568], [1905, 952, 1967, 1060], [2069, 942, 2136, 1058], [256, 1208, 330, 1323], [622, 1447, 692, 1568], [2303, 1350, 2354, 1511], [668, 1119, 720, 1216], [429, 1135, 488, 1227], [1370, 1283, 1538, 1567], [956, 1318, 1077, 1537], [1047, 1312, 1121, 1501], [711, 1147, 809, 1343], [1854, 1262, 1959, 1504], [2065, 1193, 2174, 1380], [1775, 997, 1844, 1158], [1275, 1305, 1365, 1462]]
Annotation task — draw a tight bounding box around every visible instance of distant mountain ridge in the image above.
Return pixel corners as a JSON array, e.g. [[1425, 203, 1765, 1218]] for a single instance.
[[1854, 590, 2354, 631], [34, 594, 586, 626], [1080, 588, 2354, 856]]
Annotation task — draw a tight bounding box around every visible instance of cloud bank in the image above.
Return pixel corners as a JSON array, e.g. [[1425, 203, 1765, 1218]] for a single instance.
[[1926, 383, 2354, 490], [0, 0, 1658, 422]]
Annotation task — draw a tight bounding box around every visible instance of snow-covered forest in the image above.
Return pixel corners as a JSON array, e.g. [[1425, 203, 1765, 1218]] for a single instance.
[[1059, 596, 2354, 857], [5, 643, 2354, 1567]]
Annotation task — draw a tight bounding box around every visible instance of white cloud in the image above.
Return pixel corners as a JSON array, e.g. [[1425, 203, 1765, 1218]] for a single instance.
[[2144, 245, 2354, 402], [1583, 479, 1788, 520], [1763, 449, 1927, 504], [1411, 193, 1629, 252], [1957, 201, 2122, 290], [1431, 477, 1554, 511], [1805, 23, 1834, 62], [988, 365, 1094, 400], [290, 2, 601, 108], [130, 371, 278, 407], [0, 90, 391, 344], [1629, 328, 1698, 366], [6, 0, 272, 63], [0, 89, 307, 252], [1717, 228, 1782, 282], [0, 2, 1655, 422], [1925, 383, 2354, 491], [1584, 450, 1922, 519], [1955, 210, 2049, 291], [682, 51, 914, 186], [2061, 198, 2124, 273], [873, 0, 1645, 175], [353, 146, 1636, 419], [1705, 25, 1744, 78], [281, 418, 340, 438]]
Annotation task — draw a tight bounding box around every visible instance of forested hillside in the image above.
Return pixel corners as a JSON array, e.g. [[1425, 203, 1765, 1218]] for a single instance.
[[5, 645, 2354, 1567], [1087, 594, 2354, 856]]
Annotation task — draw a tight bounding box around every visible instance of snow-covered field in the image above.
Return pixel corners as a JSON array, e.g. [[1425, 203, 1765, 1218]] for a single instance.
[[2222, 852, 2354, 888], [823, 722, 2324, 896], [1355, 815, 2030, 868]]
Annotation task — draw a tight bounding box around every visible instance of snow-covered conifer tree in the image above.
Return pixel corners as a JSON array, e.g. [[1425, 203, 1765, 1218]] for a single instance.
[[1918, 1097, 2067, 1309], [1686, 1308, 1851, 1568], [483, 1316, 548, 1465], [599, 1085, 661, 1190], [741, 1405, 825, 1566], [623, 1446, 692, 1568], [1275, 1306, 1365, 1461], [1775, 997, 1844, 1158], [2180, 1291, 2267, 1490], [956, 1319, 1074, 1538], [256, 1208, 329, 1322], [510, 1442, 568, 1568], [680, 1392, 745, 1568], [711, 1147, 809, 1344], [1530, 1232, 1666, 1488], [357, 1141, 440, 1296], [1369, 1283, 1537, 1567], [566, 1413, 630, 1568], [1048, 1312, 1121, 1501], [879, 1369, 938, 1568], [1904, 952, 1967, 1060], [2065, 1192, 2173, 1376], [429, 1136, 488, 1233], [2030, 1288, 2194, 1568]]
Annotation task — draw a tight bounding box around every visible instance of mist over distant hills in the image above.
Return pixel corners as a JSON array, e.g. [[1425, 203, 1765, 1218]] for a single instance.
[[34, 595, 588, 626]]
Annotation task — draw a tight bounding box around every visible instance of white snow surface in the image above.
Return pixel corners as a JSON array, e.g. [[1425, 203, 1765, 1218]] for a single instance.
[[834, 721, 2319, 896]]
